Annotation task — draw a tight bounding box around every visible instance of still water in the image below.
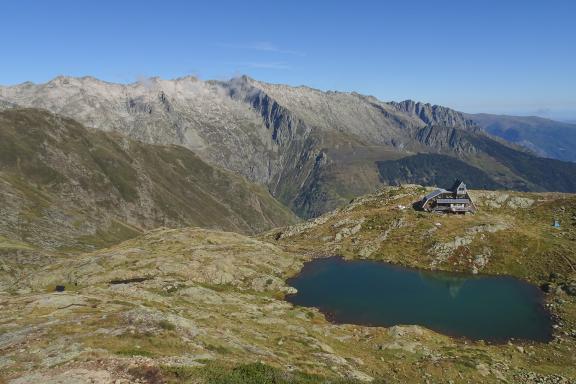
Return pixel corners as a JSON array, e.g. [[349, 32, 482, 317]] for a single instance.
[[286, 257, 552, 342]]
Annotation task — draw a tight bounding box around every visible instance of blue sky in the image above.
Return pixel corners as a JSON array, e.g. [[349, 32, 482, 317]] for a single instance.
[[1, 0, 575, 120]]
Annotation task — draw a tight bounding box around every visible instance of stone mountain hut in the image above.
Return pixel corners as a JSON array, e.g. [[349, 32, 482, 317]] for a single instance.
[[419, 180, 476, 214]]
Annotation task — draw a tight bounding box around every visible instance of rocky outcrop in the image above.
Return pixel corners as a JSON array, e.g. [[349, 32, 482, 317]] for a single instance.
[[390, 99, 478, 131], [413, 125, 479, 154], [429, 223, 509, 270], [0, 228, 380, 383]]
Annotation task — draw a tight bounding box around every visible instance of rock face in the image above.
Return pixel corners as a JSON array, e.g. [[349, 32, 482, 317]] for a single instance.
[[390, 100, 478, 131], [3, 76, 576, 217], [0, 108, 297, 252]]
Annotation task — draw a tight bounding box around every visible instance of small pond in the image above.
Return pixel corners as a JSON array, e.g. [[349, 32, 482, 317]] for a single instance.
[[286, 257, 552, 342]]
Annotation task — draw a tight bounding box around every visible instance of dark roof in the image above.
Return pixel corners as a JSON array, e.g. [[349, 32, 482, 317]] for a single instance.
[[422, 189, 447, 203]]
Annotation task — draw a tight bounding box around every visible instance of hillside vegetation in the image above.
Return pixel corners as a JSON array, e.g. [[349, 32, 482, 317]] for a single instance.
[[270, 185, 576, 283], [0, 108, 297, 253], [376, 153, 503, 190], [1, 186, 575, 383]]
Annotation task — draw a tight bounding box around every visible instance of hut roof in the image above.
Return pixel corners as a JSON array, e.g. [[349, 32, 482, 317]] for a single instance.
[[422, 189, 448, 202]]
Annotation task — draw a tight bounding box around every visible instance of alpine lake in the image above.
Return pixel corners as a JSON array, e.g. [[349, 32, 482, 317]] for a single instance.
[[286, 257, 552, 342]]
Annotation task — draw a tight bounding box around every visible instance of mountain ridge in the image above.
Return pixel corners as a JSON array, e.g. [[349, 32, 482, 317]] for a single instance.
[[467, 113, 576, 162], [2, 75, 576, 218]]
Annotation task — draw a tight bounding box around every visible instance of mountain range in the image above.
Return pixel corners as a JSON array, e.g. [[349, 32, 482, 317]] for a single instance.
[[468, 113, 576, 163], [2, 75, 576, 220], [1, 76, 576, 383]]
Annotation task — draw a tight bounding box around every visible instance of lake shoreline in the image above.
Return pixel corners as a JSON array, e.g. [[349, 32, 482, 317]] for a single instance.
[[285, 256, 554, 344]]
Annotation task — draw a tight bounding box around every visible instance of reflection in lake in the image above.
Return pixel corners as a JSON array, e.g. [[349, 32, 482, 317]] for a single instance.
[[286, 257, 552, 342], [419, 271, 467, 298]]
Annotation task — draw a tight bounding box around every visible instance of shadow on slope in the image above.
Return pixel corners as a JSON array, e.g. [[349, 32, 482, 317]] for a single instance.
[[376, 153, 503, 190]]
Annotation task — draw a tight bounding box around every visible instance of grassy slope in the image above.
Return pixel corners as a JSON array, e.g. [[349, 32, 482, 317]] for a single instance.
[[469, 134, 576, 192], [270, 185, 576, 283], [376, 153, 504, 190], [372, 131, 576, 196], [266, 185, 576, 380], [0, 108, 297, 252], [2, 188, 575, 383]]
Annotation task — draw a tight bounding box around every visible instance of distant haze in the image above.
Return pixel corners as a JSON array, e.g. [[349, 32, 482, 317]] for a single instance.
[[457, 107, 576, 123]]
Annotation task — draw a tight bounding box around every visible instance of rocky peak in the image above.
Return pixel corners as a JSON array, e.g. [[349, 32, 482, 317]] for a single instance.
[[414, 124, 479, 154], [390, 99, 478, 131]]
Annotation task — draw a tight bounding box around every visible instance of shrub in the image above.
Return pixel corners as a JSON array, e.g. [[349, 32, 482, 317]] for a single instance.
[[158, 320, 176, 331]]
